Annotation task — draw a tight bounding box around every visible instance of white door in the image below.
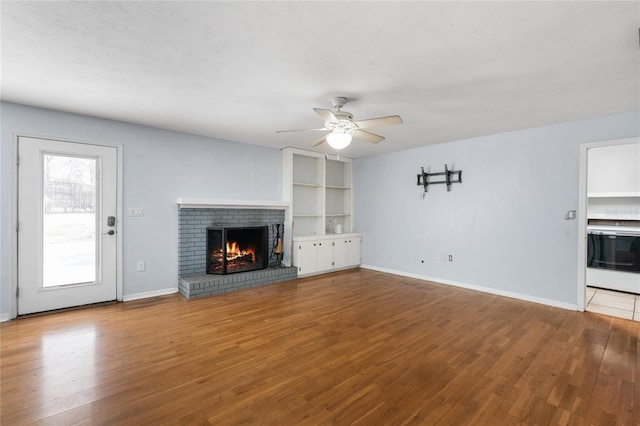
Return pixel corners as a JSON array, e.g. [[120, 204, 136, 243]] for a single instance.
[[17, 136, 118, 315]]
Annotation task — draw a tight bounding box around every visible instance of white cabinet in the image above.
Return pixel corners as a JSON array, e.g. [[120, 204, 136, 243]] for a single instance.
[[293, 240, 333, 276], [333, 236, 361, 269], [588, 142, 640, 196], [587, 140, 640, 220], [292, 234, 361, 277]]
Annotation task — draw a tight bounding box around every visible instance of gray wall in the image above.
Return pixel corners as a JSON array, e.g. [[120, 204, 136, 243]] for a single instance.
[[353, 111, 639, 307], [0, 102, 282, 316]]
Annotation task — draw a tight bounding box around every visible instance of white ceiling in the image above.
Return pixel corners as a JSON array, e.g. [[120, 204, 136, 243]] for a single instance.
[[1, 1, 638, 158]]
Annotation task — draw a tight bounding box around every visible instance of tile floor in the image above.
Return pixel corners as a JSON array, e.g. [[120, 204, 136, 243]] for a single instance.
[[586, 287, 640, 321]]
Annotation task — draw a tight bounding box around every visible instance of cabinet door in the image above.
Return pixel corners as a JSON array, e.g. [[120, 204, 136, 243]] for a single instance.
[[293, 241, 317, 275], [333, 238, 350, 269], [588, 143, 640, 194], [347, 237, 362, 266], [316, 240, 334, 271]]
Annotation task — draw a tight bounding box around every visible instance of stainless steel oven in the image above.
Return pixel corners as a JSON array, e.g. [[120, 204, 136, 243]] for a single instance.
[[587, 223, 640, 293], [587, 227, 640, 273]]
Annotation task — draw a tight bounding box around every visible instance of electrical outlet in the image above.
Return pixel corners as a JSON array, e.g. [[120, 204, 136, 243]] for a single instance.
[[137, 261, 145, 272]]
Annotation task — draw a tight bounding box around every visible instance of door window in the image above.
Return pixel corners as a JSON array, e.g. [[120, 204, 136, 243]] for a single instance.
[[42, 154, 98, 287]]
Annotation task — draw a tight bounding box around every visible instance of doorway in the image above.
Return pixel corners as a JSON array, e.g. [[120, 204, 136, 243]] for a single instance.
[[578, 137, 640, 320], [16, 136, 121, 315]]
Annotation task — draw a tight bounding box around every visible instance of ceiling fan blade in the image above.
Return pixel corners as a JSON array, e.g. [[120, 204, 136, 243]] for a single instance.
[[352, 129, 385, 144], [313, 108, 339, 123], [276, 128, 330, 133], [312, 134, 328, 147], [353, 115, 403, 129]]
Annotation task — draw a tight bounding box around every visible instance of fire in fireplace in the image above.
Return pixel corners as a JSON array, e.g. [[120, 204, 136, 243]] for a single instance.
[[206, 226, 268, 275]]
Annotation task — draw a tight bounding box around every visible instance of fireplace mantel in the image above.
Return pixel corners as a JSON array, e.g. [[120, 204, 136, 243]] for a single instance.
[[177, 198, 289, 210]]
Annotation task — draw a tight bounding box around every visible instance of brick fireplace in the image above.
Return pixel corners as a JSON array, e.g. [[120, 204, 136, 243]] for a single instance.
[[177, 200, 297, 299]]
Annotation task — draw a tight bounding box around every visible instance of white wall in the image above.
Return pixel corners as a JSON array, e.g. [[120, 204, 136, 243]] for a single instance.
[[0, 102, 282, 317], [353, 111, 639, 307]]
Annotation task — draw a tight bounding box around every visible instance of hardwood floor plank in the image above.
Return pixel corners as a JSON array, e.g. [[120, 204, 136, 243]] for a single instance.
[[1, 269, 638, 425]]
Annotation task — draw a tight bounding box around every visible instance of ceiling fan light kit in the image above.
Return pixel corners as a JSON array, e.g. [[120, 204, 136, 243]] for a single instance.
[[277, 96, 403, 150], [326, 131, 353, 149]]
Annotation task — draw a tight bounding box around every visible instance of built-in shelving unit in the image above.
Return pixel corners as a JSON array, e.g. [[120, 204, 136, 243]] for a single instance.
[[290, 152, 323, 236], [282, 147, 360, 276], [325, 158, 351, 234], [283, 148, 354, 237]]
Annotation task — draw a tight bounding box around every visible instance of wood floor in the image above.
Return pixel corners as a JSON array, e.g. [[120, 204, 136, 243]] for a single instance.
[[1, 269, 638, 425]]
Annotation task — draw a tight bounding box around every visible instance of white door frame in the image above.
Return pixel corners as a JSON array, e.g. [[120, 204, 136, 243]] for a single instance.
[[10, 132, 124, 319], [576, 136, 639, 312]]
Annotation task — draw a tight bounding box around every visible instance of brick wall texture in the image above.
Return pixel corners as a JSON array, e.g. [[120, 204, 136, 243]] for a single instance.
[[178, 208, 285, 276]]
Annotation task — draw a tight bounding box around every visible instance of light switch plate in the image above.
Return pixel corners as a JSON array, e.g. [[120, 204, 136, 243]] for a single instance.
[[128, 207, 144, 217]]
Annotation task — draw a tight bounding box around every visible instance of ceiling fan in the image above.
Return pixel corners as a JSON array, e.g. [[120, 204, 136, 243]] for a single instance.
[[277, 97, 403, 149]]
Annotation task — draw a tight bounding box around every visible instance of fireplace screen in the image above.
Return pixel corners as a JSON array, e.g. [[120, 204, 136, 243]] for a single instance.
[[206, 226, 268, 275]]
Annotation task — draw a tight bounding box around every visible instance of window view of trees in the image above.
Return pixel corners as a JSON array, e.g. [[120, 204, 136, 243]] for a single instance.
[[42, 155, 97, 286], [44, 155, 96, 213]]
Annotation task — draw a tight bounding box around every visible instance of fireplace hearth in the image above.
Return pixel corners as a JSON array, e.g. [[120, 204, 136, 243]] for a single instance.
[[178, 205, 297, 299], [207, 226, 268, 275]]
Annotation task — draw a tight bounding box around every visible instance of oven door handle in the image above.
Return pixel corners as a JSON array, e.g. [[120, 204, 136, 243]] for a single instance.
[[588, 231, 640, 238]]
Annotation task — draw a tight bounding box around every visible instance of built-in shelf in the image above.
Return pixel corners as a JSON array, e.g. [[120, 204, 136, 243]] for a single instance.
[[588, 192, 640, 198], [283, 148, 353, 237], [293, 182, 322, 188]]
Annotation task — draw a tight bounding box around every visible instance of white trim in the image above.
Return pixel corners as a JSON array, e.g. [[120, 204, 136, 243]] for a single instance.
[[177, 198, 290, 210], [587, 192, 640, 198], [297, 265, 358, 279], [10, 134, 19, 320], [577, 137, 640, 313], [9, 132, 124, 319], [123, 287, 178, 302], [360, 264, 579, 311], [0, 313, 12, 323], [116, 145, 124, 302]]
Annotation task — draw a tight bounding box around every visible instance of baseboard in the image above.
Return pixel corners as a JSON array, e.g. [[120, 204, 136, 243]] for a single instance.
[[360, 264, 578, 311], [123, 287, 178, 302], [0, 289, 179, 320]]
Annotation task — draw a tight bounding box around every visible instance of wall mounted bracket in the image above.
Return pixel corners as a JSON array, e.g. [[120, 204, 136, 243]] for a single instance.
[[417, 165, 462, 192]]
